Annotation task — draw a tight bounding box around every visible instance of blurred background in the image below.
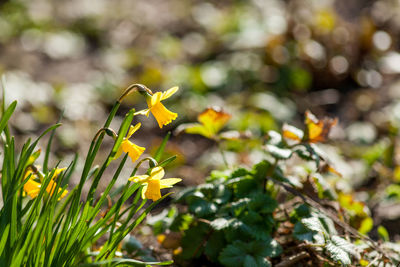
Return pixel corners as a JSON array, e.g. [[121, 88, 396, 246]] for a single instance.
[[2, 0, 400, 238]]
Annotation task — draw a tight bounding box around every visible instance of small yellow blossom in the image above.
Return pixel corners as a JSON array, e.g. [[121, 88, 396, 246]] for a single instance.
[[23, 168, 68, 200], [136, 87, 179, 128], [129, 166, 181, 201], [114, 123, 145, 163]]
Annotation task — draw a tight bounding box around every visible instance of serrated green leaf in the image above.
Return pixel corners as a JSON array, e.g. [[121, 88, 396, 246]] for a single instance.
[[214, 184, 232, 204], [241, 210, 262, 224], [219, 240, 279, 267], [180, 223, 210, 260], [248, 193, 277, 214], [244, 255, 258, 267], [204, 231, 226, 262], [294, 146, 314, 160], [219, 242, 246, 267], [265, 145, 292, 159], [290, 204, 311, 221], [224, 219, 253, 242], [301, 217, 325, 233], [174, 187, 197, 202], [188, 198, 217, 218], [251, 239, 282, 258], [253, 256, 271, 267], [233, 179, 260, 198], [267, 130, 282, 146], [210, 218, 231, 230], [331, 236, 354, 255], [293, 222, 314, 242], [230, 167, 250, 178], [252, 160, 271, 181], [325, 236, 353, 265]]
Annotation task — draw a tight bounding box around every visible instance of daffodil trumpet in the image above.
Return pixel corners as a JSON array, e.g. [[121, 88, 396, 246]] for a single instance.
[[113, 123, 145, 163], [135, 86, 179, 128], [129, 166, 181, 201]]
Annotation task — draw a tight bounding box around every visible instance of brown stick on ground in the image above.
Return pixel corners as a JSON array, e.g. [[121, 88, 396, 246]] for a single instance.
[[275, 251, 309, 267]]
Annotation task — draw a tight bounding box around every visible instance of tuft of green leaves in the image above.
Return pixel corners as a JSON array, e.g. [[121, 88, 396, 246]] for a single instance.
[[0, 91, 175, 266]]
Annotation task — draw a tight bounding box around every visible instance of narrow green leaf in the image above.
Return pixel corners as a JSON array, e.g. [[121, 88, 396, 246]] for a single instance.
[[0, 100, 16, 134], [154, 132, 170, 162]]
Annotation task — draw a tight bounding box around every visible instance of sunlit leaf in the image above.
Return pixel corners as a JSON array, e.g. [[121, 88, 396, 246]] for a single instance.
[[325, 236, 353, 265], [378, 225, 389, 242], [358, 217, 373, 235]]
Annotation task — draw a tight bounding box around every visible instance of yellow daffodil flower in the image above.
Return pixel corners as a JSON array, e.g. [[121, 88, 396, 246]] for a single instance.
[[135, 87, 179, 128], [23, 172, 41, 198], [114, 123, 145, 163], [23, 167, 68, 200], [177, 107, 231, 139], [129, 166, 181, 201]]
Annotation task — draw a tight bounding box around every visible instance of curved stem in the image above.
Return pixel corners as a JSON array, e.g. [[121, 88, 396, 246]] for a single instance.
[[130, 157, 158, 176], [93, 127, 117, 142], [118, 84, 153, 103]]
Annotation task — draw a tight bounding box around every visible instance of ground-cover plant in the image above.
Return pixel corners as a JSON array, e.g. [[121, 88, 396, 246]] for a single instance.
[[150, 110, 400, 266], [0, 83, 181, 266]]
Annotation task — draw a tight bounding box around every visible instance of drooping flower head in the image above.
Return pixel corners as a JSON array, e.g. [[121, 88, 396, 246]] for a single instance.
[[114, 123, 145, 163], [136, 87, 179, 128], [23, 167, 68, 200], [129, 166, 181, 201]]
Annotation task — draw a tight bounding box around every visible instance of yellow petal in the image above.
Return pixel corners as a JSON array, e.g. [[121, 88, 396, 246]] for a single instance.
[[134, 109, 151, 117], [126, 123, 141, 139], [150, 167, 165, 180], [160, 178, 182, 189], [58, 188, 68, 200], [161, 86, 179, 100], [129, 175, 150, 183], [150, 92, 163, 107], [52, 167, 67, 178], [141, 183, 148, 199], [144, 179, 161, 201], [46, 179, 68, 200], [150, 102, 178, 128], [121, 140, 145, 163], [24, 170, 34, 180], [23, 178, 41, 199]]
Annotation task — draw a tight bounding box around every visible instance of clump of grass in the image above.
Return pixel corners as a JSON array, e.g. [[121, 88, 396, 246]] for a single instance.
[[0, 83, 180, 266]]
